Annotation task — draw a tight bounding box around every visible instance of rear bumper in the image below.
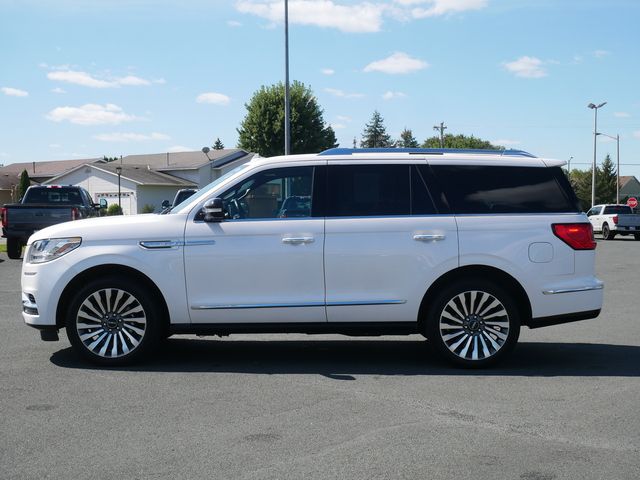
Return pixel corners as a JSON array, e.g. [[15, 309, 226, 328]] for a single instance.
[[527, 309, 601, 329]]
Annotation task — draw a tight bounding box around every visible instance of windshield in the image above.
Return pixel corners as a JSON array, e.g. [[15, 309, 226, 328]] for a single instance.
[[167, 163, 253, 214]]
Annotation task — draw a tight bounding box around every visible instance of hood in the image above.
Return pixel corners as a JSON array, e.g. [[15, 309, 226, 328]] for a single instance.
[[28, 213, 187, 244]]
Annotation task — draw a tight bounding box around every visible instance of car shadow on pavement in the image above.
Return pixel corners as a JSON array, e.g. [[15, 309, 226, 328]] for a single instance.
[[50, 339, 640, 377]]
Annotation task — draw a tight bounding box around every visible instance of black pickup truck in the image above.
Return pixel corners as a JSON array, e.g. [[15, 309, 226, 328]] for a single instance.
[[1, 185, 105, 259]]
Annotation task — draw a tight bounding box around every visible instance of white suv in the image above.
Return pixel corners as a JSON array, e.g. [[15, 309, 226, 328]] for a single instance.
[[21, 148, 603, 367]]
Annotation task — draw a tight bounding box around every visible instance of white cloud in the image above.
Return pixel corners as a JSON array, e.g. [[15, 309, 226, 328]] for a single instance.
[[49, 144, 62, 149], [117, 75, 151, 86], [167, 145, 194, 152], [47, 70, 157, 88], [47, 70, 114, 88], [196, 92, 231, 105], [614, 112, 630, 118], [633, 131, 640, 139], [364, 52, 428, 74], [382, 91, 407, 100], [321, 68, 335, 75], [236, 1, 385, 33], [51, 87, 66, 94], [235, 0, 486, 32], [1, 87, 29, 97], [227, 20, 243, 27], [46, 103, 139, 125], [330, 123, 347, 130], [503, 56, 547, 78], [152, 78, 166, 84], [336, 115, 352, 122], [406, 0, 487, 18], [594, 49, 610, 58], [324, 88, 364, 98], [493, 139, 521, 146], [93, 132, 171, 142]]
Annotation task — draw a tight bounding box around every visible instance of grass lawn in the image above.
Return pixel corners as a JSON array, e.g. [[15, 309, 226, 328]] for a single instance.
[[0, 244, 6, 253]]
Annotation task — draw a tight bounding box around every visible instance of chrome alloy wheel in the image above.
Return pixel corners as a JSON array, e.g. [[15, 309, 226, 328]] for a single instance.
[[438, 290, 510, 361], [75, 288, 147, 358]]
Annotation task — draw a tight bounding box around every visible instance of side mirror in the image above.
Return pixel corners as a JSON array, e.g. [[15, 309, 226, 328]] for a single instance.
[[99, 199, 108, 209], [202, 198, 225, 222], [161, 200, 171, 209]]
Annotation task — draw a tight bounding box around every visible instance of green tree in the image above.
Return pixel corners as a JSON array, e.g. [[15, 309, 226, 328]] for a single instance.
[[421, 133, 499, 150], [213, 138, 224, 150], [596, 154, 617, 204], [360, 111, 393, 148], [569, 156, 618, 210], [103, 156, 119, 162], [141, 204, 156, 213], [569, 168, 592, 210], [18, 170, 30, 199], [237, 81, 338, 157], [397, 128, 419, 148]]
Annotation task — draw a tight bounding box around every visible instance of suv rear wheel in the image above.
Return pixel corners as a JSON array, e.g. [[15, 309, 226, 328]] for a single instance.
[[425, 280, 520, 368], [66, 276, 161, 365]]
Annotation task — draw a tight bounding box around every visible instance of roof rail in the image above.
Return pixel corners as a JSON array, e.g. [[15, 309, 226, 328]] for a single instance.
[[318, 147, 537, 158]]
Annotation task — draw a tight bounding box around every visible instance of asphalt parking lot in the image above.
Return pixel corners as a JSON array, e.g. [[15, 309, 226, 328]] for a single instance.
[[1, 238, 639, 480]]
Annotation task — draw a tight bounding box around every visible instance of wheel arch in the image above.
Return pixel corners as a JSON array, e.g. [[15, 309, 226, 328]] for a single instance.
[[417, 265, 533, 329], [55, 264, 170, 333]]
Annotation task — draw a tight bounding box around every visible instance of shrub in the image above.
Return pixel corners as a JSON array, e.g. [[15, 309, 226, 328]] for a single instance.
[[106, 204, 123, 216]]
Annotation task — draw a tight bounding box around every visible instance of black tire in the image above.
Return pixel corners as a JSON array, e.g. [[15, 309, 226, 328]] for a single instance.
[[602, 224, 615, 240], [65, 275, 162, 366], [424, 280, 521, 368], [634, 233, 640, 241], [7, 238, 22, 259]]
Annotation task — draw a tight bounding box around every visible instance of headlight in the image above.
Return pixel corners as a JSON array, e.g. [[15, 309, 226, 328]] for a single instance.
[[27, 237, 82, 264]]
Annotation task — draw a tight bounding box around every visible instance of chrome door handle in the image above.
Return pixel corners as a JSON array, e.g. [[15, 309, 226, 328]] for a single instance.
[[413, 234, 445, 242], [282, 236, 314, 244]]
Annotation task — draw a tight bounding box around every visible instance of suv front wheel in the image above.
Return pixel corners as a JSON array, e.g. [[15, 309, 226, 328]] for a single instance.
[[425, 280, 520, 368], [66, 276, 161, 365]]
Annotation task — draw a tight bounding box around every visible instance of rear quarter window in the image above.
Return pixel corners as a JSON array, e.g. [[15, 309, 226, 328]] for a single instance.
[[430, 165, 581, 214]]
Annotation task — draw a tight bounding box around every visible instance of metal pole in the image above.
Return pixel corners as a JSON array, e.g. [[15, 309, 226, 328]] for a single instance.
[[616, 134, 620, 204], [117, 172, 121, 211], [284, 0, 291, 156], [568, 156, 573, 181], [592, 107, 597, 207]]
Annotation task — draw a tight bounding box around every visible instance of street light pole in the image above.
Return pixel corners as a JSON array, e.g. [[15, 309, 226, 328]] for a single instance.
[[567, 156, 573, 180], [115, 166, 122, 213], [284, 0, 291, 156], [595, 132, 620, 204], [588, 102, 607, 207]]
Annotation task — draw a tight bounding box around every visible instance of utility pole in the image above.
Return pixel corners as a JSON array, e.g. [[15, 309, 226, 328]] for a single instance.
[[353, 137, 357, 149], [433, 122, 447, 148], [284, 0, 291, 156]]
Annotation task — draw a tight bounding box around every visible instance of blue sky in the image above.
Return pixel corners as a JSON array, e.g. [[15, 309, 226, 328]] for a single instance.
[[1, 0, 639, 178]]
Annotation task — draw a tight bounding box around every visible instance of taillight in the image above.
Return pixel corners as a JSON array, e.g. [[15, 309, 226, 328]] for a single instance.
[[71, 207, 79, 220], [1, 207, 7, 228], [612, 215, 618, 225], [552, 223, 596, 250]]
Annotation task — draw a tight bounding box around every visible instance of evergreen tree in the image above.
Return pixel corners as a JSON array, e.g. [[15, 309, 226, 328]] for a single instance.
[[596, 154, 617, 204], [18, 170, 30, 199], [360, 111, 393, 148], [237, 81, 338, 157], [397, 128, 419, 148], [213, 138, 224, 150]]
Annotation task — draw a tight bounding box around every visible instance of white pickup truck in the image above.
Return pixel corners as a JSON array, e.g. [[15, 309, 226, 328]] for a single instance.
[[587, 204, 640, 240]]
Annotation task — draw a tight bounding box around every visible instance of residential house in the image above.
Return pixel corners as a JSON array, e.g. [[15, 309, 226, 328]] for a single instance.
[[45, 163, 197, 215]]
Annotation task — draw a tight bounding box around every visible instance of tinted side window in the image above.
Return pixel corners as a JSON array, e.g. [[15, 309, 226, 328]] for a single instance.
[[431, 165, 581, 214], [327, 165, 409, 216], [412, 165, 439, 215]]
